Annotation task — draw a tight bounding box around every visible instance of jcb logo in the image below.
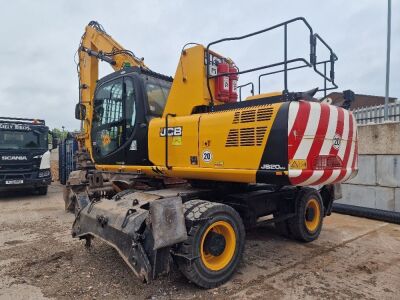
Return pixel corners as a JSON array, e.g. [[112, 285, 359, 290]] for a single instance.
[[160, 126, 182, 137]]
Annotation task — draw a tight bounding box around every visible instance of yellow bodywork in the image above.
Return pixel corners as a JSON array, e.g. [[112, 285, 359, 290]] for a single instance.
[[245, 92, 282, 101], [148, 104, 280, 169], [162, 46, 229, 117], [79, 24, 283, 184], [97, 102, 281, 183]]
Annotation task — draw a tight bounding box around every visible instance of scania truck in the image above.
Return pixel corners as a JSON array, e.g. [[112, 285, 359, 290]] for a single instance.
[[0, 117, 52, 195]]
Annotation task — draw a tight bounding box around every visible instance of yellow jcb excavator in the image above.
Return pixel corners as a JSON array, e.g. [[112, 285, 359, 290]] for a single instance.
[[67, 19, 358, 288]]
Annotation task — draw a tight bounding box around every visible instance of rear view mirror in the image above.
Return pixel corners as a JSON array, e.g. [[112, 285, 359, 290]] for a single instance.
[[75, 103, 86, 120]]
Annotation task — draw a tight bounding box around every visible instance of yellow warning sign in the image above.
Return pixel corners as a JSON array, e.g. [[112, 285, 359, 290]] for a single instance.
[[172, 136, 182, 146], [102, 134, 111, 146], [289, 159, 307, 170]]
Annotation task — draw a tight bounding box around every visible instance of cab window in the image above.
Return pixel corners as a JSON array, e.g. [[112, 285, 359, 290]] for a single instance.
[[92, 77, 136, 157], [125, 78, 136, 137], [146, 78, 171, 117]]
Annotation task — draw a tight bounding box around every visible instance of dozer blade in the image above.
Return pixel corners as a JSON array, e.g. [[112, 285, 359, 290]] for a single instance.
[[71, 191, 188, 282]]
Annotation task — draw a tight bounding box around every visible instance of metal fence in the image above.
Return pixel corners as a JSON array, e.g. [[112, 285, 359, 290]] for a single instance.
[[58, 138, 78, 185], [353, 102, 400, 124]]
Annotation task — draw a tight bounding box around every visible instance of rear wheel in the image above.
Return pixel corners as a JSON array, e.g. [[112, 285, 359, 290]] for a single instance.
[[175, 200, 245, 288], [288, 188, 324, 242]]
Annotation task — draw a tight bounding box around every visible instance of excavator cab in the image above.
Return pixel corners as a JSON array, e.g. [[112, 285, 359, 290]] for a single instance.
[[90, 67, 172, 166]]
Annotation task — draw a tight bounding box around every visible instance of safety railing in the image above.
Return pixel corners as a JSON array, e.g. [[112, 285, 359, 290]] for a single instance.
[[206, 17, 338, 106], [238, 82, 254, 101], [353, 102, 400, 124]]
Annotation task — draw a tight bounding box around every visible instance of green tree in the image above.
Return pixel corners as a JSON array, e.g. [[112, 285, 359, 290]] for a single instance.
[[48, 128, 69, 148], [51, 128, 68, 140]]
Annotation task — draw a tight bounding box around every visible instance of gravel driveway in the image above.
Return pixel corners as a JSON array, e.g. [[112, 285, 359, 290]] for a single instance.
[[1, 183, 399, 299]]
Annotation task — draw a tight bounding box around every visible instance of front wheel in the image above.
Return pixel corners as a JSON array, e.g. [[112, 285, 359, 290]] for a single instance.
[[174, 200, 245, 288]]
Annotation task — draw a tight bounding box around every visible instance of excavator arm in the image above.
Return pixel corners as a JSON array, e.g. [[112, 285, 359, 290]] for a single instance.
[[76, 21, 148, 154]]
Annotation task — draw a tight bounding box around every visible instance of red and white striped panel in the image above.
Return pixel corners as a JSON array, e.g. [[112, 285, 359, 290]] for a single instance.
[[288, 101, 358, 186]]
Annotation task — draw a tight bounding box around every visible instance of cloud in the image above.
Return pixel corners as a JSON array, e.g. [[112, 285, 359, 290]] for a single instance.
[[0, 0, 398, 130]]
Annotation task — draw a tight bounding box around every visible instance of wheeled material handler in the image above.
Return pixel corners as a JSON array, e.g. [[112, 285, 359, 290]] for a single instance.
[[67, 18, 358, 288]]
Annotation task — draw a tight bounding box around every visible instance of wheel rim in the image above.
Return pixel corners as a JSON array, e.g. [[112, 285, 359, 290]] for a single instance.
[[200, 221, 236, 271], [304, 198, 321, 233]]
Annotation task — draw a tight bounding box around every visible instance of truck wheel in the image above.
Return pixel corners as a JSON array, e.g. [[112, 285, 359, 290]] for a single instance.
[[37, 186, 48, 196], [288, 188, 324, 242], [175, 200, 245, 288]]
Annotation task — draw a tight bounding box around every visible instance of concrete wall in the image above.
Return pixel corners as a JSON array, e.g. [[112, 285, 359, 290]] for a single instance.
[[357, 122, 400, 154], [337, 122, 400, 212]]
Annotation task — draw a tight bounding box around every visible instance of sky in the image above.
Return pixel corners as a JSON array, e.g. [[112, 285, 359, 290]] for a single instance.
[[0, 0, 398, 131]]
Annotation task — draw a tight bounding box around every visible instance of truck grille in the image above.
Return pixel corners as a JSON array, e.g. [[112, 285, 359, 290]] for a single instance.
[[0, 163, 33, 173]]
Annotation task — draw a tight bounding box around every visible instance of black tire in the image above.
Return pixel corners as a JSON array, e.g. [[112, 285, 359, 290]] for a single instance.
[[36, 186, 48, 196], [175, 200, 245, 288], [287, 188, 324, 242]]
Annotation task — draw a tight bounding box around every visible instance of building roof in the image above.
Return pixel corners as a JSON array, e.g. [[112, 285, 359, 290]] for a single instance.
[[326, 92, 397, 110]]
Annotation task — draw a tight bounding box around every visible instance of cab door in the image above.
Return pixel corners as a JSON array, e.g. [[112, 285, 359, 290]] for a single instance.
[[91, 74, 150, 166]]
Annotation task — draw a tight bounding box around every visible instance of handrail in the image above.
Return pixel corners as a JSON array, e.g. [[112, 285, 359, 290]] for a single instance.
[[312, 34, 338, 85], [238, 82, 254, 101], [258, 58, 310, 93], [205, 17, 338, 107]]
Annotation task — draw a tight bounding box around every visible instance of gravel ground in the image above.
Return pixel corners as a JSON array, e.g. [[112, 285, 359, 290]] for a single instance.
[[0, 183, 399, 299]]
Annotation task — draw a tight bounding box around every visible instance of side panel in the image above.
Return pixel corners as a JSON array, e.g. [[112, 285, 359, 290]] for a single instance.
[[198, 103, 281, 172], [162, 46, 211, 118], [145, 103, 286, 183], [287, 101, 358, 186], [148, 115, 200, 168], [256, 101, 290, 184]]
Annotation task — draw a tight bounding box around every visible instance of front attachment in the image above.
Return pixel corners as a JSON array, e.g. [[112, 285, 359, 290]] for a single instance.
[[72, 191, 187, 282]]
